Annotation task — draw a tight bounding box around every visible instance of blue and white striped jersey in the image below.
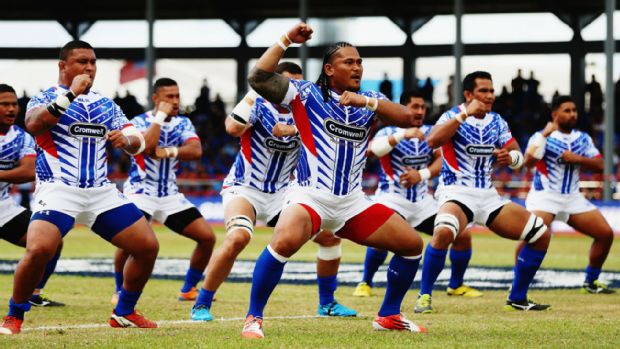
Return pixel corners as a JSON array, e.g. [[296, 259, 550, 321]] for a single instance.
[[281, 80, 386, 196], [223, 98, 301, 194], [0, 125, 36, 200], [124, 112, 200, 197], [437, 106, 514, 189], [375, 125, 434, 202], [27, 85, 130, 188], [529, 130, 600, 194]]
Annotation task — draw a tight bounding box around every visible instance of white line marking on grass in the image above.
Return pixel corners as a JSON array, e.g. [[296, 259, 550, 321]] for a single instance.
[[22, 314, 343, 332]]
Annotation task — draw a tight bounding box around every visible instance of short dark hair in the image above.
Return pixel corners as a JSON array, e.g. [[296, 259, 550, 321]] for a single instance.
[[153, 78, 178, 93], [551, 95, 574, 111], [463, 71, 492, 92], [0, 84, 16, 94], [275, 62, 303, 75], [59, 40, 94, 60], [399, 90, 425, 105]]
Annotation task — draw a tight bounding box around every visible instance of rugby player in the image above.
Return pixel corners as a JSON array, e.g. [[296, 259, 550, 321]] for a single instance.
[[112, 77, 216, 304], [523, 95, 615, 294], [0, 41, 159, 335], [423, 71, 551, 312], [240, 23, 427, 338]]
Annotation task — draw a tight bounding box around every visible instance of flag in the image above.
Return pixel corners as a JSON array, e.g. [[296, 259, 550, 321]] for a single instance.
[[119, 60, 147, 84]]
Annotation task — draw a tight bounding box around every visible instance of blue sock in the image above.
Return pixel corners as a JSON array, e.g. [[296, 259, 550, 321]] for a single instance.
[[8, 298, 31, 320], [509, 245, 546, 302], [195, 288, 216, 308], [362, 248, 388, 287], [448, 248, 472, 289], [419, 244, 448, 296], [317, 275, 337, 305], [247, 247, 286, 318], [114, 287, 142, 316], [378, 255, 420, 317], [585, 265, 602, 284], [114, 272, 124, 293], [181, 267, 203, 293], [37, 253, 60, 290]]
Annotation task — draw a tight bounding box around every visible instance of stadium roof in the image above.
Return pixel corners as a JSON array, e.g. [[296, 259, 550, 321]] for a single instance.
[[2, 0, 614, 22]]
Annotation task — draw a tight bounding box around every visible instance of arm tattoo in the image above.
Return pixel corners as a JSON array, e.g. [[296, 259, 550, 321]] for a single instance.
[[248, 67, 290, 103]]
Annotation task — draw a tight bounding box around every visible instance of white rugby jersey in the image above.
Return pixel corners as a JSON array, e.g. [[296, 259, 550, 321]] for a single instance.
[[124, 112, 200, 197], [281, 79, 386, 196], [528, 130, 600, 194], [27, 85, 130, 188], [0, 125, 36, 200], [223, 98, 301, 194], [436, 106, 514, 189], [375, 125, 434, 202]]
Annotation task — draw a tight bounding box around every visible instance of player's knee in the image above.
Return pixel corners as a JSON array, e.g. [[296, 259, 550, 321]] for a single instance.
[[392, 230, 423, 256], [316, 233, 341, 247], [434, 213, 459, 242], [596, 228, 615, 246], [199, 229, 216, 247], [24, 242, 57, 264], [226, 231, 251, 253], [225, 215, 253, 239], [521, 214, 548, 246]]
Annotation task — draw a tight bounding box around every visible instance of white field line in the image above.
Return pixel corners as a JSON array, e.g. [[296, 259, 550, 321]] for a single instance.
[[21, 314, 357, 332]]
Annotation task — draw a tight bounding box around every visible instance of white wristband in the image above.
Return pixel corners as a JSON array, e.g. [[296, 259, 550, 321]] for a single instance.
[[276, 34, 291, 51], [455, 104, 468, 123], [530, 133, 547, 159], [169, 147, 178, 158], [55, 94, 71, 110], [418, 168, 431, 181], [153, 111, 168, 126], [365, 96, 378, 112], [509, 150, 524, 169]]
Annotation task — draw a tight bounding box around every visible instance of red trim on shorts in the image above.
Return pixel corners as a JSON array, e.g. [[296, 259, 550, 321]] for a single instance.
[[240, 128, 252, 164], [502, 137, 516, 148], [291, 96, 317, 157], [441, 141, 459, 170], [380, 156, 394, 179], [35, 132, 58, 158], [134, 153, 146, 170], [536, 160, 548, 176], [298, 203, 322, 235], [336, 204, 394, 244]]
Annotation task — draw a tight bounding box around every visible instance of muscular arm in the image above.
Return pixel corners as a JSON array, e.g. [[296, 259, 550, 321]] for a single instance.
[[426, 117, 463, 149], [374, 102, 415, 128], [564, 153, 604, 172], [142, 123, 162, 156], [225, 116, 250, 137], [0, 156, 35, 184], [153, 139, 202, 161], [429, 149, 443, 178], [25, 107, 62, 136]]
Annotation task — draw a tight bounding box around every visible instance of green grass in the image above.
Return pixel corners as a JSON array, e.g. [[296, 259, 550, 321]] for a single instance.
[[0, 275, 619, 348], [1, 225, 619, 270], [0, 225, 619, 347]]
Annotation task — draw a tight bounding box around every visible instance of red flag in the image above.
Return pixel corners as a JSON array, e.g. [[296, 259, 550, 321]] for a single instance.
[[119, 60, 147, 84]]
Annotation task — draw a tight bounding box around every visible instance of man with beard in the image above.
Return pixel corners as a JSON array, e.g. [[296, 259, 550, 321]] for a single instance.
[[523, 95, 615, 294]]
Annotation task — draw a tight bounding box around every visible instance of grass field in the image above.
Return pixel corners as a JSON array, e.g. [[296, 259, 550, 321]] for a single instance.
[[1, 225, 619, 348]]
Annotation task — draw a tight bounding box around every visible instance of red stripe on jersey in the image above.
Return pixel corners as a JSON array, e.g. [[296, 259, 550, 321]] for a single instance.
[[536, 160, 548, 176], [502, 137, 516, 148], [291, 95, 317, 157], [380, 155, 395, 179], [240, 128, 252, 164], [23, 154, 36, 158], [441, 141, 459, 170], [35, 132, 58, 158], [122, 124, 132, 129], [134, 153, 146, 170]]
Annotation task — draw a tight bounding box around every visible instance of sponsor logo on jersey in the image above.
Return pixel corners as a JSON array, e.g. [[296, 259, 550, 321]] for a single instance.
[[0, 160, 15, 170], [402, 155, 431, 167], [323, 118, 368, 143], [465, 145, 495, 157], [68, 123, 108, 138], [265, 137, 300, 153]]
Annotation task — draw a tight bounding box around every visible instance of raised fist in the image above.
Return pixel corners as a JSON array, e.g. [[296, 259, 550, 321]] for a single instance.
[[286, 23, 314, 44]]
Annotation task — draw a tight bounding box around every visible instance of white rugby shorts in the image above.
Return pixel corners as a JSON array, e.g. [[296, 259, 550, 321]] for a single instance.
[[435, 185, 510, 226], [525, 190, 596, 223], [221, 185, 286, 224], [126, 192, 195, 223], [373, 193, 437, 228], [0, 198, 27, 227], [32, 182, 135, 228]]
